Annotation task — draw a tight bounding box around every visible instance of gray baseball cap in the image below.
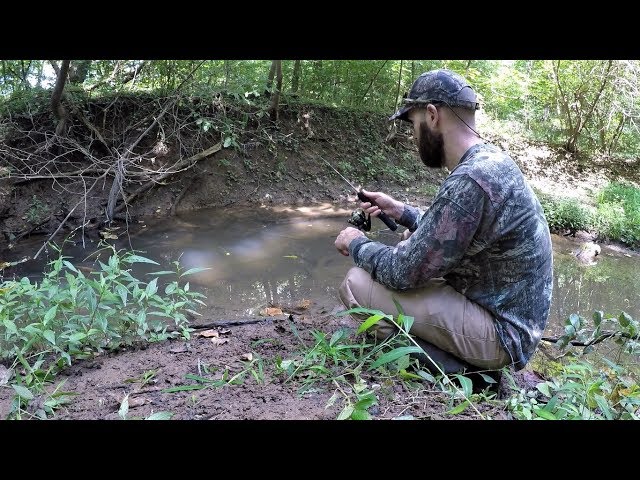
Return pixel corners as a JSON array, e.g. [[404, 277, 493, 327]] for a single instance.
[[390, 69, 480, 122]]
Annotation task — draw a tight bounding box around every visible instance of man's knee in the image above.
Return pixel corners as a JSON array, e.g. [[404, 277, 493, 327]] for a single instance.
[[339, 266, 370, 307]]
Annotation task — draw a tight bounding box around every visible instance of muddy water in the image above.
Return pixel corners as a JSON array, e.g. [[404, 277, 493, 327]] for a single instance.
[[2, 205, 639, 333]]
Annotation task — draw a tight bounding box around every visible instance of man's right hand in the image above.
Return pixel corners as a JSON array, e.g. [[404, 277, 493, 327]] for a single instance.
[[359, 189, 404, 221]]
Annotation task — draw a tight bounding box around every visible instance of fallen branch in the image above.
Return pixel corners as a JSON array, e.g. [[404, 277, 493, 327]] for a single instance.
[[33, 202, 81, 259], [541, 331, 639, 348], [114, 142, 221, 214], [14, 214, 53, 242], [87, 60, 123, 92], [170, 176, 198, 215], [165, 317, 275, 332], [31, 170, 109, 259]]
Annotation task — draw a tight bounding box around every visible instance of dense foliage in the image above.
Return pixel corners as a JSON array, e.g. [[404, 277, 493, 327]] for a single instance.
[[2, 60, 640, 157]]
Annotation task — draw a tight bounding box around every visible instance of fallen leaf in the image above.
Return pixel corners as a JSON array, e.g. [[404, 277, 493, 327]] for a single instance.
[[218, 328, 231, 335], [283, 255, 298, 259], [260, 307, 283, 316], [240, 353, 253, 362], [297, 299, 311, 309], [198, 329, 219, 338], [211, 338, 229, 346], [0, 365, 13, 385]]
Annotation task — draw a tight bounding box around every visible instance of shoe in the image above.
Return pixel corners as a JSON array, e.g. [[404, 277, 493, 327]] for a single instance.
[[410, 337, 502, 393]]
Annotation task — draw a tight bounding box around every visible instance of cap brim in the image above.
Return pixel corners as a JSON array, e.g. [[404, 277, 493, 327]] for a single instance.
[[389, 105, 412, 122]]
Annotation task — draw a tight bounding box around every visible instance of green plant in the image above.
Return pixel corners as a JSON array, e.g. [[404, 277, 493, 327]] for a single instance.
[[163, 354, 264, 394], [505, 311, 640, 419], [277, 307, 490, 419], [162, 372, 232, 393], [337, 305, 490, 418], [505, 359, 640, 420], [125, 369, 158, 388], [0, 243, 207, 419], [419, 184, 440, 198], [326, 376, 378, 420], [25, 195, 48, 224], [242, 353, 265, 384], [6, 379, 77, 420], [337, 161, 355, 177], [538, 193, 593, 234], [195, 117, 213, 132], [595, 182, 640, 247], [219, 118, 240, 150], [276, 324, 374, 394]]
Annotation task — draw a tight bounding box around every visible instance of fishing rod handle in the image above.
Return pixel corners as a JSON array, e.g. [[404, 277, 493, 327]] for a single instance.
[[357, 191, 398, 231]]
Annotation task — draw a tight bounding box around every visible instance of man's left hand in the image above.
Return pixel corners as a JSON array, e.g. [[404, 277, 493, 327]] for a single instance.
[[335, 226, 365, 256]]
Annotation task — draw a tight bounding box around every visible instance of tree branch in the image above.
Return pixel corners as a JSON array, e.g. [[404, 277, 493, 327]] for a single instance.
[[360, 60, 389, 104]]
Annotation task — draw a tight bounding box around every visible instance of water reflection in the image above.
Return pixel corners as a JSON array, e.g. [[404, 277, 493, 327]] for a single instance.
[[548, 235, 640, 334]]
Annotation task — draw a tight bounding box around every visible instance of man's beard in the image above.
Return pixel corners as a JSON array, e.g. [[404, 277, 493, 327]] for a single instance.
[[418, 123, 445, 169]]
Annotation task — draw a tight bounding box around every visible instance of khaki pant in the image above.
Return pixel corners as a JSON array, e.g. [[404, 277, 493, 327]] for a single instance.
[[338, 267, 511, 370]]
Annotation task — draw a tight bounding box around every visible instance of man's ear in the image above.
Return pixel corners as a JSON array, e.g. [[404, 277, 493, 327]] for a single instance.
[[426, 103, 439, 124]]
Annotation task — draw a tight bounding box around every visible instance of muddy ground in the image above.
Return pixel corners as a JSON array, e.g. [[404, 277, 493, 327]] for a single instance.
[[0, 311, 514, 421], [1, 96, 639, 420]]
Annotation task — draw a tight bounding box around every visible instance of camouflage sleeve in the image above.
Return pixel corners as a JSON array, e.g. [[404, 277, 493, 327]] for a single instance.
[[397, 204, 425, 232], [348, 175, 487, 290]]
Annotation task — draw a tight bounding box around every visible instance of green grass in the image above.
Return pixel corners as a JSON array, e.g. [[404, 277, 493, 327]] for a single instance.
[[538, 193, 593, 235], [537, 181, 640, 248], [594, 182, 640, 247]]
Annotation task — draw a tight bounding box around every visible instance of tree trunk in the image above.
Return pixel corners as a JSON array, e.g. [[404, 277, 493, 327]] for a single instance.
[[266, 60, 276, 95], [36, 61, 44, 88], [20, 60, 30, 87], [50, 60, 71, 136], [572, 60, 615, 151], [291, 59, 301, 94], [224, 60, 231, 89], [394, 60, 404, 108], [607, 114, 626, 156], [268, 60, 283, 121]]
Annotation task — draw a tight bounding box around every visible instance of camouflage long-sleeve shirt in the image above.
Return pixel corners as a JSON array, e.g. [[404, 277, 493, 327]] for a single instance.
[[348, 143, 553, 370]]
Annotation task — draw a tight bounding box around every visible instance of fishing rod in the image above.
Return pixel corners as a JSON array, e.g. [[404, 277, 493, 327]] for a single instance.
[[318, 156, 398, 232]]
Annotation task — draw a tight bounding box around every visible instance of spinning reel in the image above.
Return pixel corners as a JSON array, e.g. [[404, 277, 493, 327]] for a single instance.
[[348, 208, 372, 232]]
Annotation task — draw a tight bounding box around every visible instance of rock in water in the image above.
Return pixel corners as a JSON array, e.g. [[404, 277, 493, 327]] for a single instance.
[[574, 241, 601, 265]]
